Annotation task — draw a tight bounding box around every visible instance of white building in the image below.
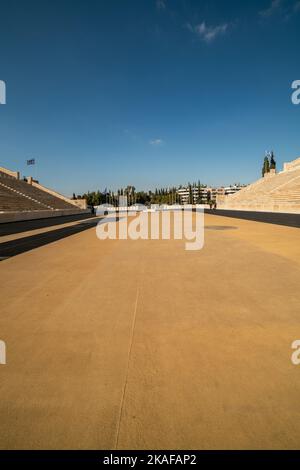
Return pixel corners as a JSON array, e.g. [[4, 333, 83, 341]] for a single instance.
[[177, 185, 245, 204]]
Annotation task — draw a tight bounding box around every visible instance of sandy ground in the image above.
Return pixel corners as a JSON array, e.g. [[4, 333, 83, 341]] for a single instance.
[[0, 212, 300, 449]]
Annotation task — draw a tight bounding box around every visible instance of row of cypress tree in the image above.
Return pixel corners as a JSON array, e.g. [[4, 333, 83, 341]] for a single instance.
[[262, 151, 276, 177]]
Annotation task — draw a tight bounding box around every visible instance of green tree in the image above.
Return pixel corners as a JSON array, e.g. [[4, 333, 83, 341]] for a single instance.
[[270, 151, 276, 170], [197, 180, 202, 203], [188, 183, 193, 204], [262, 156, 270, 177]]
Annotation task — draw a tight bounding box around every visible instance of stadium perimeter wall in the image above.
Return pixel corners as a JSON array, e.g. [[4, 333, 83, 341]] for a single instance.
[[0, 208, 90, 224], [216, 197, 300, 214]]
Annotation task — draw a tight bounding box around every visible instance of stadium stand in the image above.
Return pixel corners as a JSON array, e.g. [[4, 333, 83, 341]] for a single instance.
[[217, 157, 300, 214], [0, 166, 89, 223]]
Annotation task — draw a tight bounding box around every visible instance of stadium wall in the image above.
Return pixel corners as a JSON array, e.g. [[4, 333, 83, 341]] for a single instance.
[[0, 166, 20, 180], [215, 201, 300, 214], [0, 208, 90, 224]]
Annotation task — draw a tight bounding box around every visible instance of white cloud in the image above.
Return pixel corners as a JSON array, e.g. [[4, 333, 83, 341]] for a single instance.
[[259, 0, 282, 17], [259, 0, 300, 21], [186, 21, 229, 43], [149, 139, 163, 146], [156, 0, 166, 10]]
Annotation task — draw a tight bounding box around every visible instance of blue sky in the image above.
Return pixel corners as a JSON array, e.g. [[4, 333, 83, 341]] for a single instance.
[[0, 0, 299, 195]]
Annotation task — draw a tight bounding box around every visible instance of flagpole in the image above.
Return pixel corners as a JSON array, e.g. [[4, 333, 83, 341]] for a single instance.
[[26, 158, 37, 181]]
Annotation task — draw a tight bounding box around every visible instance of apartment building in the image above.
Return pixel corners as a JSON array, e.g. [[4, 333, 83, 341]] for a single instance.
[[177, 185, 245, 204]]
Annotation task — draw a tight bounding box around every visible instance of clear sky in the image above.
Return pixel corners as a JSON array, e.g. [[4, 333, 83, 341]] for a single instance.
[[0, 0, 299, 195]]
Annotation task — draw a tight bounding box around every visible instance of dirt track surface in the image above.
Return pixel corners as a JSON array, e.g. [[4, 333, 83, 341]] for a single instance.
[[0, 213, 300, 449]]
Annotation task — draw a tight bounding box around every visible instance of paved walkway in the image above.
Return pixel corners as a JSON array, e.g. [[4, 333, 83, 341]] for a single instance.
[[0, 213, 95, 237], [0, 217, 101, 259], [207, 209, 300, 228], [0, 213, 300, 449]]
